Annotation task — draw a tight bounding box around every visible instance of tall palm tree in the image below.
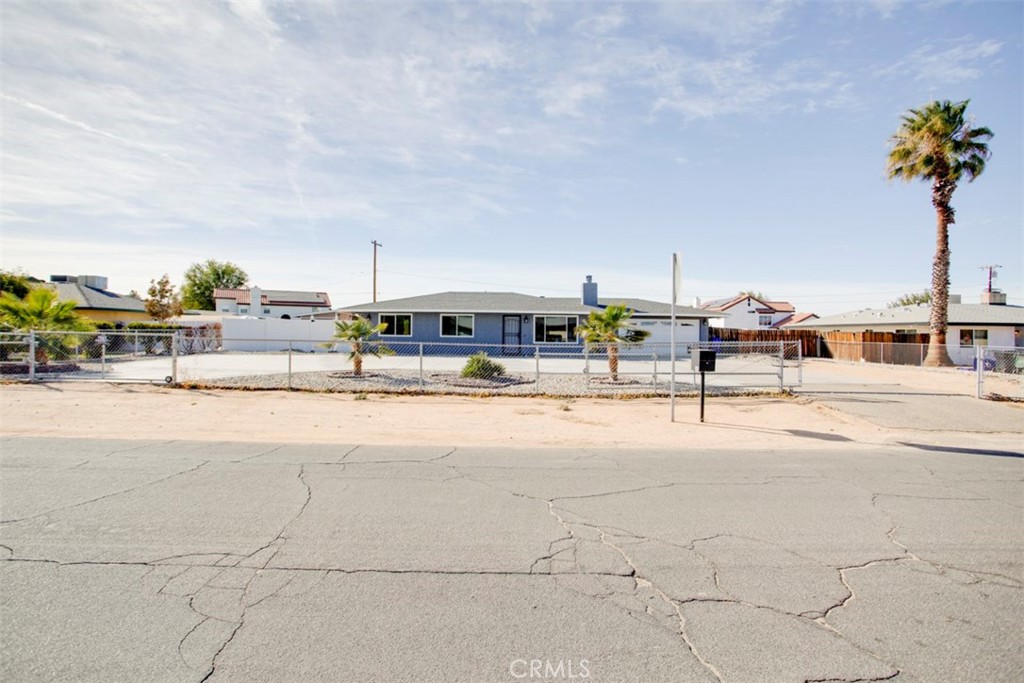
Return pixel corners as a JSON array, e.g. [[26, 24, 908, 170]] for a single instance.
[[0, 288, 95, 363], [575, 304, 649, 381], [333, 316, 393, 376], [887, 100, 992, 366]]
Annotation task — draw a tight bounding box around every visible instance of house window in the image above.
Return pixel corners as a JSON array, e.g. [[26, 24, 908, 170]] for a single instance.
[[440, 314, 474, 337], [239, 307, 248, 314], [758, 315, 773, 327], [535, 315, 578, 343], [379, 313, 412, 336], [959, 329, 988, 347], [263, 308, 271, 314]]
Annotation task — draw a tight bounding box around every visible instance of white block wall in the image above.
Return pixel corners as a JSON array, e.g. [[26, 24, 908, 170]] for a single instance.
[[219, 318, 338, 352]]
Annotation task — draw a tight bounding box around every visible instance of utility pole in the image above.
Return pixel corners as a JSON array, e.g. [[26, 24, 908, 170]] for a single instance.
[[978, 264, 1001, 292], [372, 240, 383, 302]]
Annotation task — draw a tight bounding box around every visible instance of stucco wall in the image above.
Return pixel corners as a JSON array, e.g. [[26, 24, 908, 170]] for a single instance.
[[218, 318, 337, 351], [216, 301, 329, 319], [79, 309, 152, 323]]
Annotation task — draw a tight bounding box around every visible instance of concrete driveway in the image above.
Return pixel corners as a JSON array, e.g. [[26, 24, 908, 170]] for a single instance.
[[2, 436, 1021, 682]]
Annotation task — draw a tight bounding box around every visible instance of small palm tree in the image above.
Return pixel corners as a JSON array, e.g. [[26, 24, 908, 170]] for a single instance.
[[575, 304, 649, 381], [333, 316, 393, 376], [0, 288, 95, 363], [887, 99, 992, 366]]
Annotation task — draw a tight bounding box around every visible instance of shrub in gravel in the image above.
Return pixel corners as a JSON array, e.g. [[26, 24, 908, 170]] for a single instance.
[[461, 352, 506, 380]]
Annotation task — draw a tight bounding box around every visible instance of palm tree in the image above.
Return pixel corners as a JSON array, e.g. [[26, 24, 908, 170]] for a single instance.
[[887, 100, 992, 366], [0, 288, 95, 363], [332, 316, 393, 376], [575, 304, 649, 381]]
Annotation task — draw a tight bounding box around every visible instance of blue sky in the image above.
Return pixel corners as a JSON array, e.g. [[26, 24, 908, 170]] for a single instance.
[[2, 0, 1021, 314]]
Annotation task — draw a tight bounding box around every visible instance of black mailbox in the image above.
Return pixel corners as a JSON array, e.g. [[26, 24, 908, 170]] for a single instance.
[[692, 349, 716, 372]]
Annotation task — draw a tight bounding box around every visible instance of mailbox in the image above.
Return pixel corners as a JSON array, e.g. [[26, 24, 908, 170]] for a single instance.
[[692, 349, 716, 372]]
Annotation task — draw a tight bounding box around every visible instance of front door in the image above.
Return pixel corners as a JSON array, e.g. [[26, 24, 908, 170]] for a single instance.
[[502, 315, 522, 355]]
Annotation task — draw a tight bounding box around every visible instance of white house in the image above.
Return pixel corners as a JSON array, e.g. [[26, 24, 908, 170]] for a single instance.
[[213, 286, 332, 319], [788, 298, 1024, 365], [701, 294, 805, 330]]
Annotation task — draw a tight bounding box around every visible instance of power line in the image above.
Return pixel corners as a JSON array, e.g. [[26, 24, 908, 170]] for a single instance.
[[978, 264, 1002, 292]]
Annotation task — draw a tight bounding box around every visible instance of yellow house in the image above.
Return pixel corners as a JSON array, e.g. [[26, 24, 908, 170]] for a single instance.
[[46, 275, 151, 324]]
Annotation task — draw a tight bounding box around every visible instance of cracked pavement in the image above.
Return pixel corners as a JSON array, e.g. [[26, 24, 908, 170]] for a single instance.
[[1, 436, 1021, 682]]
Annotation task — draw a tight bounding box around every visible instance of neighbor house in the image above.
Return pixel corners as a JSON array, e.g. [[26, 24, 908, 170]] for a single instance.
[[788, 294, 1024, 365], [701, 294, 809, 330], [213, 286, 332, 319], [773, 312, 819, 328], [46, 275, 150, 323], [337, 276, 713, 355]]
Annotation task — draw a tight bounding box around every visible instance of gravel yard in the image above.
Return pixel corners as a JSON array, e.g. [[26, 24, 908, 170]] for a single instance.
[[184, 369, 732, 397]]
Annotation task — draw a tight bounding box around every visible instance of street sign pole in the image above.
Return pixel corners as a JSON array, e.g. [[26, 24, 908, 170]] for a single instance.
[[700, 371, 706, 422], [670, 253, 681, 422]]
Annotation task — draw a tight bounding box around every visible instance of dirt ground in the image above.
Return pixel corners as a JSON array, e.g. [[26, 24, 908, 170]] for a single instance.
[[1, 371, 1020, 453]]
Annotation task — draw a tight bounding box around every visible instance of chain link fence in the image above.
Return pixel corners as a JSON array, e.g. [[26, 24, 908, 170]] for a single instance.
[[2, 331, 804, 396], [974, 346, 1024, 399]]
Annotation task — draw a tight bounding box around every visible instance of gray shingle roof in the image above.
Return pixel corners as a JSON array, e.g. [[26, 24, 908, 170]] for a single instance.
[[340, 292, 711, 318], [47, 282, 146, 313], [788, 303, 1024, 328]]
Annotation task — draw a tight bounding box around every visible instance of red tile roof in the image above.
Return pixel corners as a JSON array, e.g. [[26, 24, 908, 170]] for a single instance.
[[773, 312, 818, 328], [703, 295, 795, 314]]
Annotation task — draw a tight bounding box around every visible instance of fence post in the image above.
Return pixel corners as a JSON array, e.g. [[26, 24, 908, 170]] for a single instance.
[[171, 331, 179, 384], [287, 341, 293, 390], [816, 335, 822, 359], [652, 353, 658, 389], [535, 346, 540, 386], [920, 343, 924, 366], [28, 330, 36, 382], [584, 346, 590, 387], [101, 339, 107, 380], [419, 344, 424, 390], [797, 343, 803, 387], [975, 345, 984, 399], [778, 341, 785, 392]]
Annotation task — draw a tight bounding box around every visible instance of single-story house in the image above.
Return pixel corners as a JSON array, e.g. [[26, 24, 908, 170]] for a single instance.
[[213, 286, 332, 319], [46, 275, 150, 323], [701, 294, 810, 330], [337, 276, 713, 355], [788, 298, 1024, 365]]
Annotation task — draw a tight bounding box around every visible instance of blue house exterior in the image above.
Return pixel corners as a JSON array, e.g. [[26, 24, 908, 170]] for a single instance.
[[338, 277, 713, 356]]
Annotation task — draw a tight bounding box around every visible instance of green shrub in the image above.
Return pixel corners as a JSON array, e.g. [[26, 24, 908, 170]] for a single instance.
[[460, 352, 506, 379]]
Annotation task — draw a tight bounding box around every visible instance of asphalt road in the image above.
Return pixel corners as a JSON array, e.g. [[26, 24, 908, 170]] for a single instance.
[[1, 437, 1022, 682], [795, 382, 1024, 433]]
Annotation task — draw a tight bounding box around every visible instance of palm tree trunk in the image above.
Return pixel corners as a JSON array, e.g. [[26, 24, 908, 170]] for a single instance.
[[924, 175, 956, 367], [608, 344, 619, 381], [353, 343, 363, 376]]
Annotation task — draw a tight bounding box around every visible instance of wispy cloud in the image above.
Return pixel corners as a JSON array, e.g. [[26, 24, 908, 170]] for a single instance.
[[1, 1, 1018, 311], [877, 38, 1003, 84], [1, 0, 855, 240]]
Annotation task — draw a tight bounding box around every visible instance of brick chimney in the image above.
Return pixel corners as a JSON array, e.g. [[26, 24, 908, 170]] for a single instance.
[[981, 289, 1007, 305], [249, 286, 263, 315]]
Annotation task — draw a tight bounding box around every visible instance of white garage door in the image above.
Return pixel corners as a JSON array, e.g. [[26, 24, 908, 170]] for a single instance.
[[633, 318, 700, 346]]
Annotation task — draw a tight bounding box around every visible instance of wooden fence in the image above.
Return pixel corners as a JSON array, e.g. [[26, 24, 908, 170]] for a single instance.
[[710, 329, 930, 364]]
